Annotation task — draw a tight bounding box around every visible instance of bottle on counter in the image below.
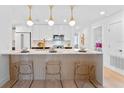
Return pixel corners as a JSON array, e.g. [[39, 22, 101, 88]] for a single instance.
[[80, 33, 85, 49], [43, 39, 46, 50], [12, 40, 15, 50], [12, 25, 16, 50]]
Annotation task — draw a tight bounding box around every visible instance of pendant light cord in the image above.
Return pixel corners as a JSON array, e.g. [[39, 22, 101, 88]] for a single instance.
[[49, 5, 53, 20], [28, 5, 32, 20], [70, 5, 74, 20]]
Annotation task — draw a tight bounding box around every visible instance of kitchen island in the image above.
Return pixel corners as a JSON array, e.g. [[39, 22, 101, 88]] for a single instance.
[[2, 49, 103, 86]]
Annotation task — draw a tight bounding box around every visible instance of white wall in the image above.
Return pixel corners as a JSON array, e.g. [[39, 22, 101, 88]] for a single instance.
[[0, 6, 12, 87], [86, 10, 124, 76]]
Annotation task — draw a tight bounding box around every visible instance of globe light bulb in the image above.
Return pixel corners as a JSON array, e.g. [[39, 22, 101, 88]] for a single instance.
[[27, 20, 34, 26], [69, 20, 76, 26], [48, 20, 54, 26]]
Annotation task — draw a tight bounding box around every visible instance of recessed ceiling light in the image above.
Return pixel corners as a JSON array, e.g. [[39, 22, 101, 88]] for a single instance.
[[100, 11, 105, 15]]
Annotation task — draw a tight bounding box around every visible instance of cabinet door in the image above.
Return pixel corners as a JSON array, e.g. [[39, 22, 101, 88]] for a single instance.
[[109, 21, 123, 57]]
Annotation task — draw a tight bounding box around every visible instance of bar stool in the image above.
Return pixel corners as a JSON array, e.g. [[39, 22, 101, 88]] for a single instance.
[[74, 62, 90, 80], [13, 61, 34, 88], [45, 60, 62, 88], [89, 64, 102, 88], [18, 61, 34, 80], [74, 62, 95, 88], [89, 65, 96, 81]]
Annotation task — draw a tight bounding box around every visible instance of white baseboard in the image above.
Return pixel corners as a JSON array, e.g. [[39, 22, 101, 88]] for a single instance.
[[104, 65, 124, 76]]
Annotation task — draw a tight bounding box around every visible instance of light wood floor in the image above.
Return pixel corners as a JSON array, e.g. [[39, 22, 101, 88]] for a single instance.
[[2, 67, 124, 88], [2, 80, 96, 88], [104, 67, 124, 88]]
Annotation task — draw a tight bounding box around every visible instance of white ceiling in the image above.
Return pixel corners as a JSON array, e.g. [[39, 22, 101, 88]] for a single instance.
[[9, 5, 124, 27]]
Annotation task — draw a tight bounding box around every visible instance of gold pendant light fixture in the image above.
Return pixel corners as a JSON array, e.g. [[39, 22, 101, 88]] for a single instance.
[[25, 5, 77, 26], [27, 5, 34, 26], [69, 5, 76, 26], [48, 5, 54, 26]]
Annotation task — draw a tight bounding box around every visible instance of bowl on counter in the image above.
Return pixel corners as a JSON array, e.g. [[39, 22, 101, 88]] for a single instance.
[[74, 48, 87, 52], [49, 47, 57, 53], [78, 48, 87, 52], [21, 48, 30, 53]]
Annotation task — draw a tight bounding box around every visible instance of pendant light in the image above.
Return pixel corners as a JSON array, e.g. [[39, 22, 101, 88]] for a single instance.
[[27, 5, 34, 26], [48, 5, 54, 26], [69, 6, 76, 26]]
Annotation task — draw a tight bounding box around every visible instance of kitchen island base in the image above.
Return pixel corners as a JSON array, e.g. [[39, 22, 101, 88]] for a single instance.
[[2, 49, 103, 88]]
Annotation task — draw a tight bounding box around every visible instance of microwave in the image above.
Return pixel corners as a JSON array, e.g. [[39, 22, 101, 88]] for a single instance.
[[53, 35, 64, 41]]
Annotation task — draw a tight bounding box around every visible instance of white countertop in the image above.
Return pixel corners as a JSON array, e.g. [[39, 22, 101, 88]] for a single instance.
[[1, 49, 102, 55]]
